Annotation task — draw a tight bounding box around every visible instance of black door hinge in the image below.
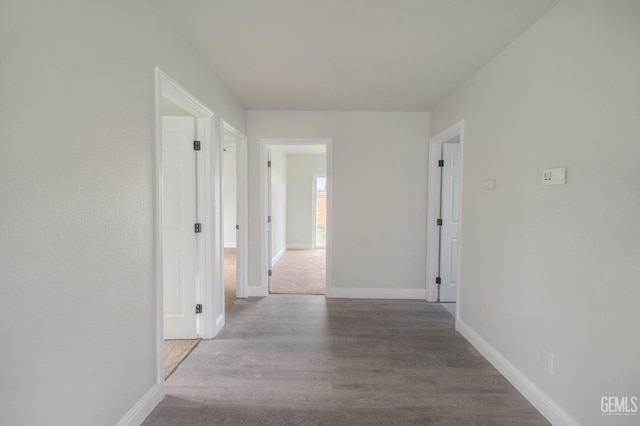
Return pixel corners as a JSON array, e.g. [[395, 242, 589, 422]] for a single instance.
[[435, 277, 441, 284], [267, 216, 271, 223], [268, 270, 272, 277], [437, 218, 443, 226], [438, 159, 444, 167], [267, 160, 271, 167], [195, 223, 202, 233], [193, 140, 201, 151], [195, 304, 202, 314], [236, 224, 240, 230]]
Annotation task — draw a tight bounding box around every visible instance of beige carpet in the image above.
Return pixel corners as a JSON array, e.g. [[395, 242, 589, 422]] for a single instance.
[[163, 339, 200, 379], [224, 248, 237, 311], [271, 249, 326, 294]]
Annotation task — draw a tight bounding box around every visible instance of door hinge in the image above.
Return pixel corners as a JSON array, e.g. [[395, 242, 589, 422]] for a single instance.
[[267, 160, 271, 167], [193, 140, 201, 151], [236, 224, 240, 230], [435, 277, 441, 285], [267, 216, 271, 223], [437, 218, 443, 226], [195, 304, 202, 314], [268, 269, 272, 277], [438, 159, 444, 167], [195, 223, 202, 233]]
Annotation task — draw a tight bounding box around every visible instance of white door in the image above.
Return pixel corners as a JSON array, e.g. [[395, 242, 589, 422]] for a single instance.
[[439, 143, 461, 302], [162, 116, 198, 339]]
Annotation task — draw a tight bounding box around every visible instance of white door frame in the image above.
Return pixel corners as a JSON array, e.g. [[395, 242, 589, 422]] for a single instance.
[[221, 120, 249, 299], [154, 68, 224, 391], [259, 138, 333, 297], [426, 121, 465, 313]]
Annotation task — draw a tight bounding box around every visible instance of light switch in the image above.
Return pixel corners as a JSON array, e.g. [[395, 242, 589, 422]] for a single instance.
[[482, 179, 495, 190], [543, 167, 566, 185]]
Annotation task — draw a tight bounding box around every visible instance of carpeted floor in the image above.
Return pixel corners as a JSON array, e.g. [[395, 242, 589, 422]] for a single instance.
[[224, 248, 237, 311], [163, 339, 200, 379], [271, 249, 325, 294]]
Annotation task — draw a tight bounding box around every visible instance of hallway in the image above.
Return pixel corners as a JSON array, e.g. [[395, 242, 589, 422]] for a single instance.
[[144, 296, 546, 425]]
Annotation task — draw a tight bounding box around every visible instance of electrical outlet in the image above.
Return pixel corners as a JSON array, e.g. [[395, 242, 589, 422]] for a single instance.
[[542, 349, 554, 375]]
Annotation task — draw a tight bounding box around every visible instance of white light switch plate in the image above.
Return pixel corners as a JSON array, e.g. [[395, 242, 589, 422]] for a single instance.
[[543, 167, 566, 185], [482, 179, 495, 190]]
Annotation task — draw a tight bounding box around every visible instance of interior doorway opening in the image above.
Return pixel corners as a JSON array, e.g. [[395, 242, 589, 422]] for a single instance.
[[155, 68, 222, 389], [221, 121, 248, 312], [426, 121, 465, 319], [260, 138, 333, 297]]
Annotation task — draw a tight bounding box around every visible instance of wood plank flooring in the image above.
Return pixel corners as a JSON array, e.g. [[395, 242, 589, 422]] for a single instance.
[[144, 295, 548, 425]]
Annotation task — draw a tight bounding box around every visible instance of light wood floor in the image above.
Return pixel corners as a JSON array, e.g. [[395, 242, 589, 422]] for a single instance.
[[145, 296, 548, 425]]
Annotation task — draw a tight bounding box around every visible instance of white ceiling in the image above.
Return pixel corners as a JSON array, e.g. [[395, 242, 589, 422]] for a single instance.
[[153, 0, 558, 111]]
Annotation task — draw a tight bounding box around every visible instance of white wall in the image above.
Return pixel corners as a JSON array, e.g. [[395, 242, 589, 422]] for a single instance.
[[247, 112, 430, 297], [269, 146, 288, 263], [431, 1, 640, 424], [0, 1, 245, 425], [223, 141, 237, 247], [286, 154, 326, 248]]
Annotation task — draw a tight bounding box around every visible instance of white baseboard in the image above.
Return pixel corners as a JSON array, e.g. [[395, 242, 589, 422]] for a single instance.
[[272, 246, 286, 265], [286, 243, 313, 250], [247, 286, 268, 297], [116, 383, 163, 426], [456, 319, 579, 426], [326, 287, 426, 299], [224, 242, 237, 248]]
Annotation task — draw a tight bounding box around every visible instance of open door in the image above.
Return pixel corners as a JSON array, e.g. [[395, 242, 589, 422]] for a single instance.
[[162, 116, 198, 339], [438, 142, 461, 302]]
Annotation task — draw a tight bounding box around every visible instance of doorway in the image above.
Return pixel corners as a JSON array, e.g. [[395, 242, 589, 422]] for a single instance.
[[221, 120, 248, 312], [260, 138, 333, 297], [155, 68, 223, 388], [426, 122, 465, 313]]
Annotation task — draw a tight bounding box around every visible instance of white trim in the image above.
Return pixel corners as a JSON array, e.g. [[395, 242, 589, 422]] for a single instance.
[[286, 243, 313, 250], [221, 120, 249, 299], [260, 138, 333, 297], [272, 246, 286, 265], [326, 287, 426, 300], [115, 384, 163, 426], [456, 319, 579, 426], [224, 242, 237, 248], [152, 68, 166, 402], [426, 121, 465, 313]]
